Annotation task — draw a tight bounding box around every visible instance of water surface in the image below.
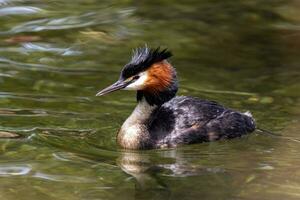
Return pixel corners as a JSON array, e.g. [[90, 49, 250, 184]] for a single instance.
[[0, 0, 300, 199]]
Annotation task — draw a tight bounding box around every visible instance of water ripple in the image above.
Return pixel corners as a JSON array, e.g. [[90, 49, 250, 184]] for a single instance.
[[21, 42, 81, 56], [0, 6, 44, 16], [0, 9, 135, 35], [0, 57, 104, 74], [33, 172, 96, 183], [0, 165, 31, 176], [0, 108, 93, 117], [0, 91, 91, 102]]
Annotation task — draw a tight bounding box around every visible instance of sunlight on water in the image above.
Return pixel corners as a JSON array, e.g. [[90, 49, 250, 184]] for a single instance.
[[0, 165, 31, 176], [0, 0, 299, 199]]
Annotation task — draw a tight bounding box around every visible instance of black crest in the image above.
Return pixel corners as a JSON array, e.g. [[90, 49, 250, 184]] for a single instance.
[[120, 47, 172, 79]]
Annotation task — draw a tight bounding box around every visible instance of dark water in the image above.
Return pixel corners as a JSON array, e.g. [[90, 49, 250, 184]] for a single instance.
[[0, 0, 299, 199]]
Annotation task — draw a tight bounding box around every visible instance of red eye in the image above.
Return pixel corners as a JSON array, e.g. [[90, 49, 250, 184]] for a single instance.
[[133, 75, 140, 80]]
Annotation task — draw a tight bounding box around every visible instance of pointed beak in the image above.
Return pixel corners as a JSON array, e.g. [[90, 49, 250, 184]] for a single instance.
[[96, 80, 130, 96]]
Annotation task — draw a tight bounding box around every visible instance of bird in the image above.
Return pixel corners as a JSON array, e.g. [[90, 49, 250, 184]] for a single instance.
[[96, 47, 256, 150]]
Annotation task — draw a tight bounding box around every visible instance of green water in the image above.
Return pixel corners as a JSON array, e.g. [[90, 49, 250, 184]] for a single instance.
[[0, 0, 299, 199]]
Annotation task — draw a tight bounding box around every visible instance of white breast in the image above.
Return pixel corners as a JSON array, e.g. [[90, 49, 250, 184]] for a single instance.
[[118, 99, 156, 149]]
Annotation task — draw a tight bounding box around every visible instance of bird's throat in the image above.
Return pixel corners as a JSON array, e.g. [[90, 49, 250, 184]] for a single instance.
[[117, 98, 156, 149], [117, 78, 178, 149]]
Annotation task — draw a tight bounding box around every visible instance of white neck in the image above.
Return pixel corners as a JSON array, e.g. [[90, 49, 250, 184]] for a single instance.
[[117, 99, 157, 149], [125, 99, 156, 126]]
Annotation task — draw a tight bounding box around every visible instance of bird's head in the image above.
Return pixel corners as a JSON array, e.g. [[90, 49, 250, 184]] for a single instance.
[[96, 47, 178, 105]]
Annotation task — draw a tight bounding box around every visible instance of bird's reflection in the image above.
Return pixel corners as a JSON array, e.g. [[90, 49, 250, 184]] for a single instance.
[[117, 151, 171, 200], [117, 149, 224, 200]]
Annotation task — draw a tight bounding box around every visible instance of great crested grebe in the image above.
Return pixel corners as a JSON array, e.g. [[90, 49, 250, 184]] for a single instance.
[[96, 47, 256, 149]]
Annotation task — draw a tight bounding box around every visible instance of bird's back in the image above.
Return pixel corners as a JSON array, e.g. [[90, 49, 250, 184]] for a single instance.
[[148, 96, 255, 148]]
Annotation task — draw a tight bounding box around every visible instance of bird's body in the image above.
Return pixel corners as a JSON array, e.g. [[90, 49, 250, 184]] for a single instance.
[[97, 47, 256, 150], [117, 96, 255, 149]]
